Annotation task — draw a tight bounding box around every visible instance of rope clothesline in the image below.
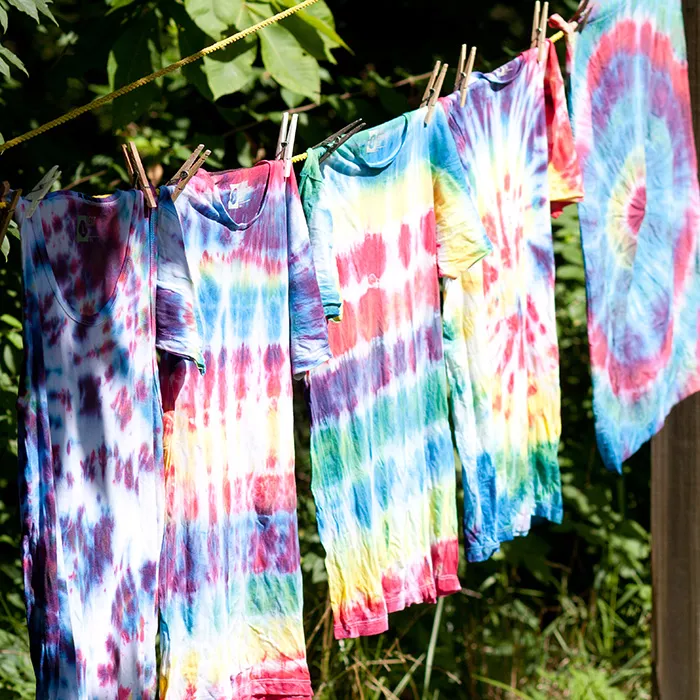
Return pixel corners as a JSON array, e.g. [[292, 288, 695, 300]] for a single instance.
[[0, 0, 320, 155]]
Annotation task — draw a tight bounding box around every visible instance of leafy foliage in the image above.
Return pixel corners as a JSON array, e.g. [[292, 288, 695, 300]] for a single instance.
[[0, 0, 652, 697]]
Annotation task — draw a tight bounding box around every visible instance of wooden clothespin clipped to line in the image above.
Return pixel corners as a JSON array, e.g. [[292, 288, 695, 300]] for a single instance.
[[455, 44, 478, 108], [318, 119, 367, 164], [122, 142, 157, 209], [276, 112, 300, 177], [166, 144, 211, 202], [424, 62, 449, 126], [0, 181, 21, 247], [531, 1, 550, 62], [25, 165, 62, 219], [420, 61, 442, 109]]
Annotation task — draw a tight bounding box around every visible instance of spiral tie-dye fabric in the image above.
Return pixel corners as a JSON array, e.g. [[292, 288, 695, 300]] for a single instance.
[[567, 0, 700, 471]]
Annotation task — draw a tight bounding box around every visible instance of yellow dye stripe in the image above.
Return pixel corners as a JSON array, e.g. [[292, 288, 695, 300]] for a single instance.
[[0, 0, 319, 155]]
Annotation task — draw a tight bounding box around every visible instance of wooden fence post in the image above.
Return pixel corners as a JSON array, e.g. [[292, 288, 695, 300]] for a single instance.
[[651, 3, 700, 694]]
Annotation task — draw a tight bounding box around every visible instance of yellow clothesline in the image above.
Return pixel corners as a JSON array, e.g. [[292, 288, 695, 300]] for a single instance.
[[0, 0, 320, 155]]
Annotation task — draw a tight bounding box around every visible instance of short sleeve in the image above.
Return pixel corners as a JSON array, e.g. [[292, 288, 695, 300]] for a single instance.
[[299, 149, 343, 320], [545, 41, 584, 218], [287, 170, 332, 379], [155, 187, 205, 373], [429, 105, 492, 278]]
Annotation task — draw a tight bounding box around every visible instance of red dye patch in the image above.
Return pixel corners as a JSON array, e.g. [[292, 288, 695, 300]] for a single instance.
[[398, 222, 412, 269], [358, 287, 387, 343], [328, 301, 358, 356], [110, 386, 133, 431], [421, 212, 437, 255], [337, 233, 388, 286], [627, 186, 647, 236]]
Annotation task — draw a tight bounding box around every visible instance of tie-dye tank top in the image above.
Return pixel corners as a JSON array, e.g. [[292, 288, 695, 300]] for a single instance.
[[300, 107, 491, 639], [567, 0, 700, 471], [16, 189, 163, 699], [155, 163, 330, 698], [440, 44, 583, 559]]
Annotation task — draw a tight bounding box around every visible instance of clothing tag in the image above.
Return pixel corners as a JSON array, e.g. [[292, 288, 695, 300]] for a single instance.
[[76, 215, 98, 243], [366, 132, 387, 154], [227, 182, 253, 211]]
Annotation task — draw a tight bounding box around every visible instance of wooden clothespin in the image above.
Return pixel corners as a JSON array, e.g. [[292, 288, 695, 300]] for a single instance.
[[283, 114, 299, 177], [314, 119, 364, 151], [420, 61, 442, 108], [537, 2, 550, 63], [167, 144, 211, 202], [318, 120, 366, 164], [531, 0, 542, 49], [571, 0, 592, 31], [277, 112, 299, 177], [25, 165, 61, 219], [425, 62, 448, 126], [0, 182, 21, 247], [455, 45, 467, 91], [276, 112, 291, 161], [459, 47, 477, 108], [122, 142, 157, 209]]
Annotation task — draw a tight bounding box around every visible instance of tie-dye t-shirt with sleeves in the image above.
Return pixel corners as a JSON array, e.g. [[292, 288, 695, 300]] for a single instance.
[[299, 107, 491, 639], [15, 189, 163, 699], [567, 0, 700, 472], [440, 44, 583, 559], [155, 162, 330, 699]]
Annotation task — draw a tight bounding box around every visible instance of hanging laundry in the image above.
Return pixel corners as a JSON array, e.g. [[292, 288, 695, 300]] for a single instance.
[[155, 163, 330, 698], [439, 43, 583, 559], [15, 189, 165, 698], [567, 0, 700, 472], [299, 107, 492, 639]]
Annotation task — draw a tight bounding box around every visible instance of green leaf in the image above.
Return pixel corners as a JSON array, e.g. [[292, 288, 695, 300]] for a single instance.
[[280, 87, 304, 108], [0, 54, 9, 79], [3, 343, 15, 374], [184, 0, 243, 38], [0, 235, 8, 262], [106, 0, 137, 8], [269, 0, 348, 63], [259, 21, 319, 100], [0, 6, 7, 32], [5, 0, 37, 21], [0, 44, 27, 76], [201, 42, 257, 100], [33, 0, 56, 24], [0, 314, 21, 329], [274, 12, 332, 63], [176, 5, 257, 101], [109, 13, 161, 127], [277, 0, 349, 51]]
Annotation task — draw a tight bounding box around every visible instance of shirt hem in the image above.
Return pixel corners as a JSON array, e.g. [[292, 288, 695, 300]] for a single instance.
[[497, 504, 563, 543], [249, 678, 313, 697], [293, 347, 332, 379], [465, 540, 501, 563], [333, 577, 461, 639]]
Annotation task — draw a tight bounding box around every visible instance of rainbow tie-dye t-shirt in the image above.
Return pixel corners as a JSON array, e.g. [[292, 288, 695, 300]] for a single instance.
[[16, 189, 164, 699], [155, 164, 330, 698], [440, 44, 583, 560], [568, 0, 700, 472], [300, 107, 492, 639]]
